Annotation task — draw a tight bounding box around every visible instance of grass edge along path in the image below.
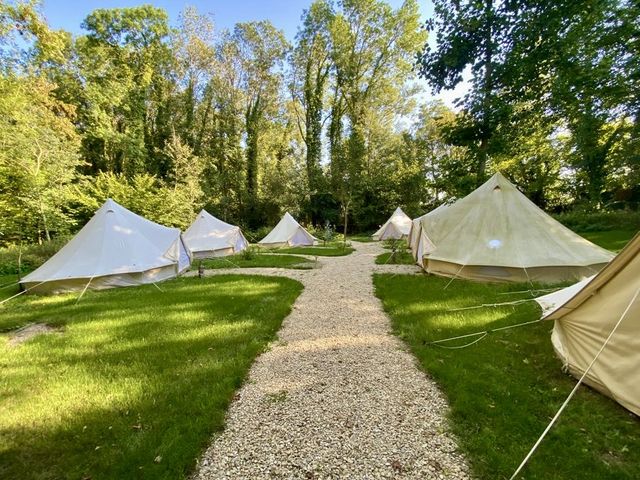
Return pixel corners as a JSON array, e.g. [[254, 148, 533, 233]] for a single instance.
[[266, 244, 354, 256], [0, 274, 303, 479], [374, 274, 639, 480], [193, 254, 315, 270]]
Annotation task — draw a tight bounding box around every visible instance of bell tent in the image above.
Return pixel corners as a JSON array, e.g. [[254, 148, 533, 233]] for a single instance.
[[535, 232, 640, 415], [183, 210, 248, 258], [20, 199, 191, 294], [412, 172, 614, 283], [258, 212, 317, 248], [372, 207, 412, 240], [408, 203, 449, 262]]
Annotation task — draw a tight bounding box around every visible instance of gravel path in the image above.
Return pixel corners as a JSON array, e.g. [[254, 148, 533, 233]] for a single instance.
[[194, 241, 470, 479]]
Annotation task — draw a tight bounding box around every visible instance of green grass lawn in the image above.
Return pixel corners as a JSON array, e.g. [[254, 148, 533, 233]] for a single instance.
[[375, 249, 415, 265], [194, 253, 315, 270], [267, 243, 354, 256], [348, 233, 376, 242], [579, 229, 637, 252], [374, 274, 639, 480], [0, 275, 302, 479]]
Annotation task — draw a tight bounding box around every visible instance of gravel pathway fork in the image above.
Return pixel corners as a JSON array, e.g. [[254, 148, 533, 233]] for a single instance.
[[194, 241, 470, 479]]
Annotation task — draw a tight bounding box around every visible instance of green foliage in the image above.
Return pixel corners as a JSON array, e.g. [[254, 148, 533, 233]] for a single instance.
[[0, 236, 70, 275], [0, 75, 82, 243], [1, 0, 639, 246], [69, 172, 198, 230], [0, 275, 302, 479], [554, 210, 640, 233], [375, 274, 640, 480]]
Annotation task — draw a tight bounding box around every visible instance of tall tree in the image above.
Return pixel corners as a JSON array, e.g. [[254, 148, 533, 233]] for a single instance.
[[231, 21, 289, 226], [505, 0, 638, 206], [329, 0, 426, 228], [417, 0, 516, 186], [291, 0, 334, 222], [74, 6, 172, 176]]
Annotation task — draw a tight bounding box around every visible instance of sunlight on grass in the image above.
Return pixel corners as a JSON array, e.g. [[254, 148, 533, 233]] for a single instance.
[[268, 244, 354, 256], [375, 250, 414, 265], [193, 253, 314, 270], [579, 229, 636, 252], [0, 274, 302, 480], [374, 274, 639, 480]]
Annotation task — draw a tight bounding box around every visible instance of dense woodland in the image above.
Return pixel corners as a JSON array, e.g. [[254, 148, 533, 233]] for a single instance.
[[0, 0, 638, 245]]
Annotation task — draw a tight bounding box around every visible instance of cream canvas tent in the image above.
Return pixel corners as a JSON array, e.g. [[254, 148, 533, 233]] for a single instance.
[[408, 203, 449, 262], [258, 212, 317, 248], [372, 207, 412, 240], [413, 172, 614, 283], [20, 199, 191, 294], [535, 232, 640, 415], [183, 210, 248, 258]]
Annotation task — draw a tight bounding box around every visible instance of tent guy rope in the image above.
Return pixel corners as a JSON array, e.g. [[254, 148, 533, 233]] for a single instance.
[[509, 286, 640, 480]]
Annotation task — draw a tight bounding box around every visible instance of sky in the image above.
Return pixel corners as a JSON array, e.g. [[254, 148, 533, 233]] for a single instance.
[[40, 0, 469, 109]]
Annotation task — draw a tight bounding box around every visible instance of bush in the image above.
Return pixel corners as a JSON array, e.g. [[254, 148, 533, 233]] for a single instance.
[[244, 226, 272, 244], [0, 236, 70, 275], [553, 210, 640, 232], [241, 246, 258, 260]]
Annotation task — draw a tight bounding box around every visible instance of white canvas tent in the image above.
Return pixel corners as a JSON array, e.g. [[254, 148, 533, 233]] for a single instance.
[[413, 172, 614, 283], [535, 232, 640, 415], [408, 203, 449, 262], [372, 207, 412, 240], [20, 199, 191, 294], [183, 210, 248, 258], [258, 212, 317, 248]]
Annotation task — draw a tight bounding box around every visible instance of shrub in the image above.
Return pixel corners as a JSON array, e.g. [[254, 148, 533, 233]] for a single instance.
[[0, 236, 70, 275], [553, 210, 640, 232], [241, 246, 258, 261]]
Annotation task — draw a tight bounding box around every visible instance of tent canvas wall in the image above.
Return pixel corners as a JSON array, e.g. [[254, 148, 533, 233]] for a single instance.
[[414, 173, 614, 283], [408, 203, 449, 262], [372, 207, 412, 240], [20, 199, 190, 294], [535, 232, 640, 416], [183, 210, 248, 258], [258, 212, 317, 248]]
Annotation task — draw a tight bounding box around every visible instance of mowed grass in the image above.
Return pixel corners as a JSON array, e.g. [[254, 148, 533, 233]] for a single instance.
[[267, 243, 354, 256], [374, 274, 639, 479], [348, 233, 376, 243], [375, 249, 414, 265], [579, 229, 637, 252], [194, 253, 314, 270], [0, 275, 302, 479]]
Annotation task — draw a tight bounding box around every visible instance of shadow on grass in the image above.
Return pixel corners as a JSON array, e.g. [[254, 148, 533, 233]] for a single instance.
[[0, 274, 302, 480], [374, 273, 639, 480]]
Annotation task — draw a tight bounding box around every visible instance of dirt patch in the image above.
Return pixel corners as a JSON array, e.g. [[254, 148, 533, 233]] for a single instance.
[[8, 323, 61, 347]]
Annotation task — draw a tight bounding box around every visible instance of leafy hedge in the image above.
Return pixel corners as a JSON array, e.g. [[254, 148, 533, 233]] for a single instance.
[[553, 210, 640, 232], [0, 236, 70, 275]]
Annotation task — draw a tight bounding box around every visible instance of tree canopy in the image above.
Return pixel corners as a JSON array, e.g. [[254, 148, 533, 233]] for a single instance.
[[0, 0, 637, 245]]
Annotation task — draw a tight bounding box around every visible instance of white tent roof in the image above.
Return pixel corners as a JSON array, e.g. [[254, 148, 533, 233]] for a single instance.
[[372, 207, 412, 240], [535, 232, 640, 415], [258, 212, 317, 247], [416, 172, 614, 282], [183, 210, 248, 257], [21, 199, 187, 285]]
